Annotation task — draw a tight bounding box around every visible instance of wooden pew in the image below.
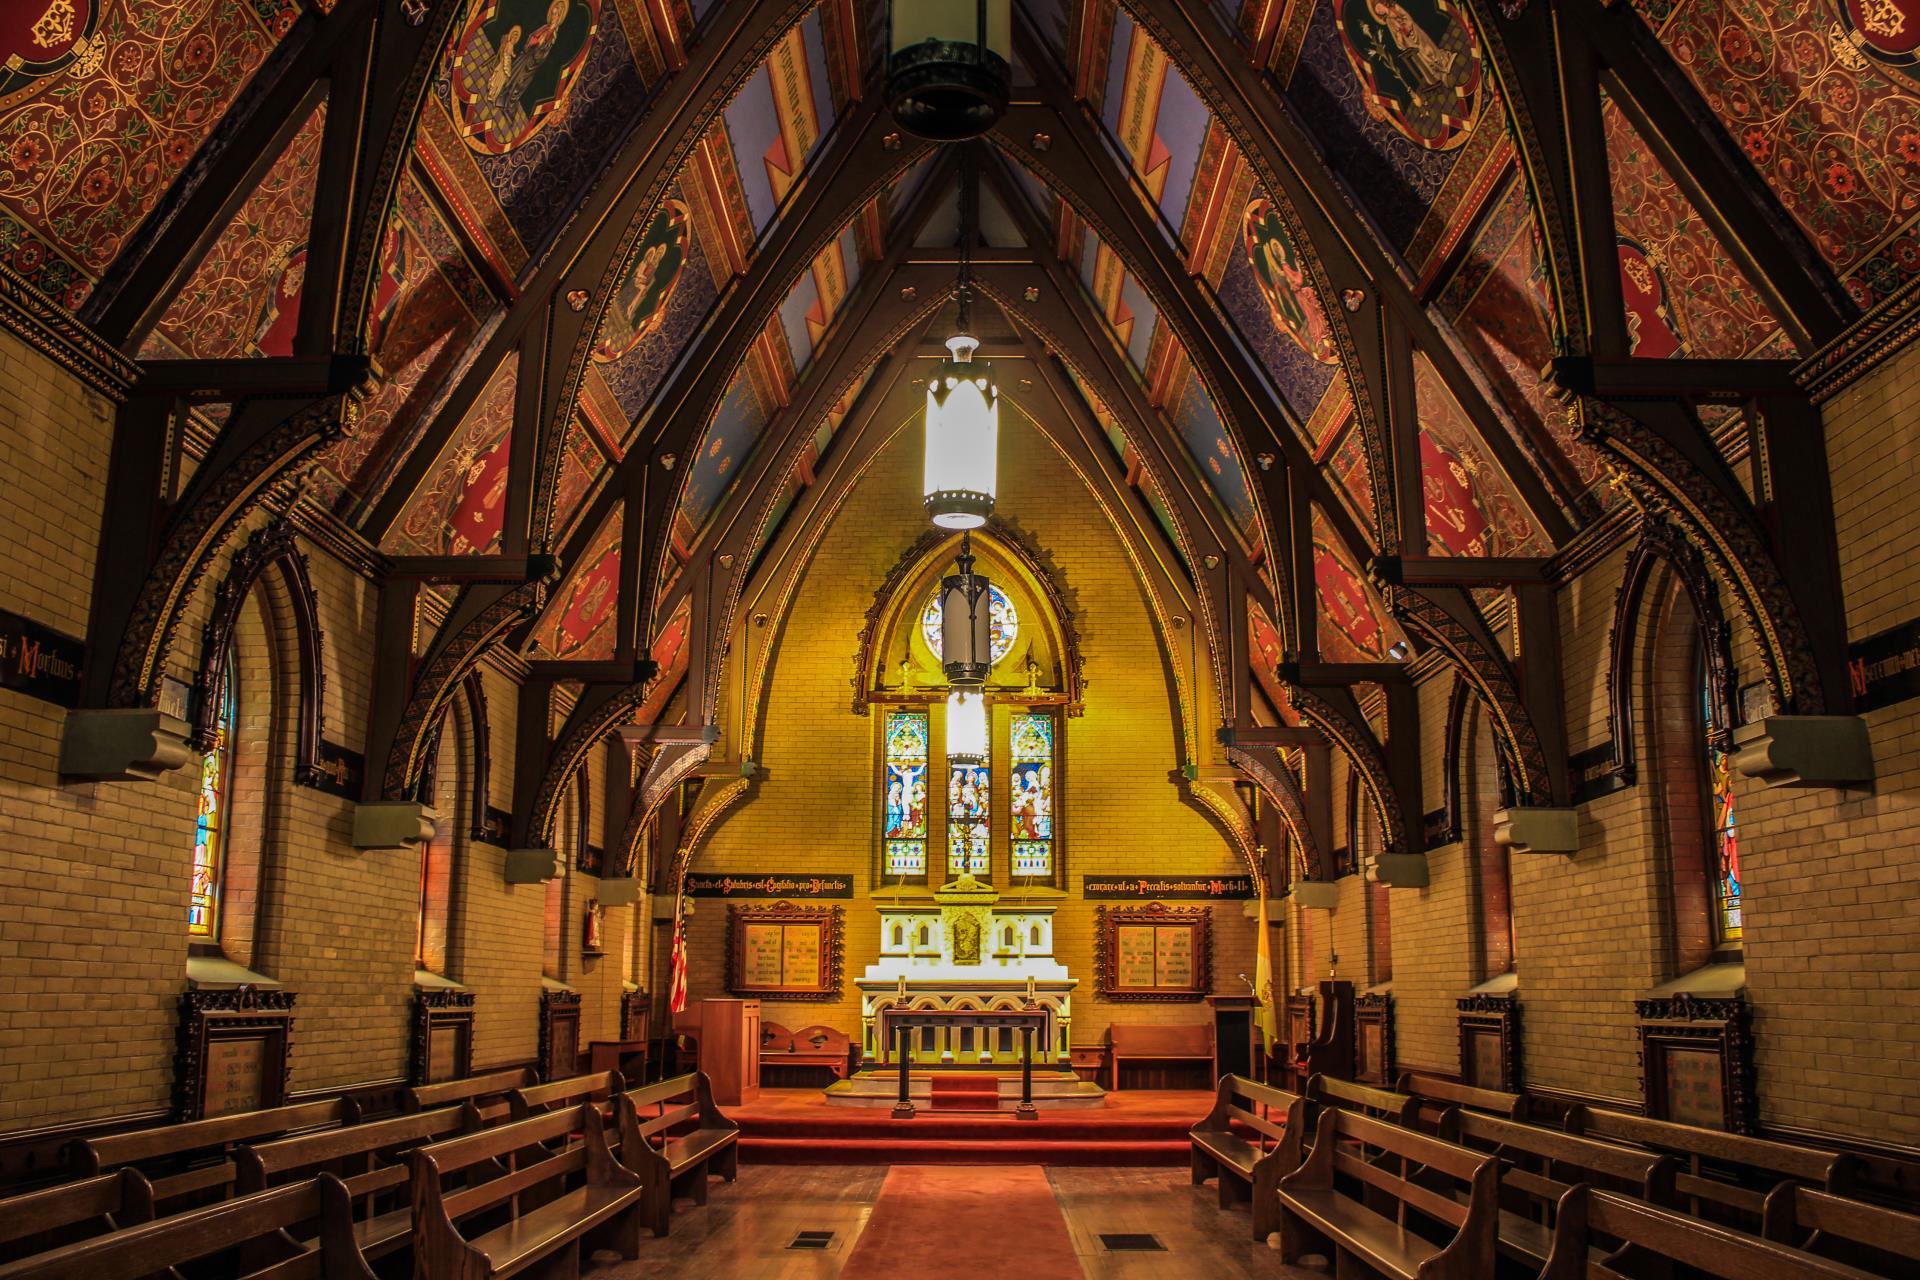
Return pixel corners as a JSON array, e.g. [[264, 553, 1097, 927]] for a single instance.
[[1398, 1071, 1524, 1133], [1762, 1183, 1920, 1276], [1564, 1105, 1862, 1226], [1539, 1184, 1881, 1280], [614, 1073, 739, 1238], [71, 1097, 360, 1208], [506, 1071, 624, 1122], [1440, 1109, 1679, 1273], [1308, 1073, 1420, 1127], [0, 1169, 154, 1263], [759, 1023, 853, 1084], [233, 1105, 473, 1268], [0, 1175, 373, 1280], [409, 1104, 644, 1279], [1106, 1024, 1213, 1093], [404, 1067, 536, 1124], [1188, 1075, 1306, 1241], [1273, 1106, 1499, 1278]]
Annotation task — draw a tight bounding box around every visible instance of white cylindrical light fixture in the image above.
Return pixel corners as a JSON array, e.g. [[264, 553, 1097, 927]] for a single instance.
[[946, 688, 988, 764], [923, 333, 998, 530]]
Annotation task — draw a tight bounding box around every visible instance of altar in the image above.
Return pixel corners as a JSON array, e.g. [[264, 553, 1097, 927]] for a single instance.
[[825, 875, 1113, 1105]]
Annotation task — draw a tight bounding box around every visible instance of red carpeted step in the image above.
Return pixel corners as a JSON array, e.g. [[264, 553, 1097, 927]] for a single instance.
[[734, 1114, 1193, 1142], [928, 1090, 1001, 1111], [738, 1135, 1192, 1166]]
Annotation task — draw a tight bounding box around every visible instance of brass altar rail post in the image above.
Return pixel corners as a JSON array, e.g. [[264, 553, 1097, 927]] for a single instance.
[[893, 1023, 915, 1118]]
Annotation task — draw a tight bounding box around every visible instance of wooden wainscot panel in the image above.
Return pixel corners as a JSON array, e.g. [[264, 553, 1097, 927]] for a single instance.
[[1280, 993, 1317, 1091], [411, 989, 475, 1086], [1355, 993, 1394, 1085], [1457, 992, 1521, 1093], [727, 901, 845, 1000], [620, 988, 650, 1041], [174, 986, 295, 1120], [538, 988, 582, 1081], [1636, 992, 1755, 1134], [1094, 902, 1212, 1002]]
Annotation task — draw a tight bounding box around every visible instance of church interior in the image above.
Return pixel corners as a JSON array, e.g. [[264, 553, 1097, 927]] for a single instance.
[[1, 0, 1919, 1275]]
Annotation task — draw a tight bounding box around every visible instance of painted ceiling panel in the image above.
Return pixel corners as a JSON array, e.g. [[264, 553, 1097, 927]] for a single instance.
[[1432, 174, 1611, 509], [722, 12, 836, 234], [553, 413, 610, 540], [435, 0, 657, 267], [385, 357, 517, 557], [310, 170, 501, 505], [1166, 352, 1262, 547], [777, 225, 862, 375], [1601, 95, 1793, 360], [1216, 183, 1347, 433], [142, 97, 328, 360], [1324, 424, 1377, 545], [533, 506, 621, 658], [1415, 352, 1548, 557], [1099, 10, 1209, 234], [1077, 226, 1161, 370], [590, 183, 724, 422], [1279, 0, 1494, 253], [1314, 511, 1396, 663], [679, 364, 773, 534], [0, 0, 304, 307], [1636, 0, 1909, 308]]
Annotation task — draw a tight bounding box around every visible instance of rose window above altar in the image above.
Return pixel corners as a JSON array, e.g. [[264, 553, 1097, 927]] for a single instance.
[[922, 583, 1018, 665]]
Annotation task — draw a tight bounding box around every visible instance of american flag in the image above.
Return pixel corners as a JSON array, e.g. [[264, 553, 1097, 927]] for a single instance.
[[667, 910, 689, 1014]]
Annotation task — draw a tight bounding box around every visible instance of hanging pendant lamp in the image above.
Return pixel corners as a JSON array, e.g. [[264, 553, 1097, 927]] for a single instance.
[[885, 0, 1012, 142], [923, 151, 998, 530]]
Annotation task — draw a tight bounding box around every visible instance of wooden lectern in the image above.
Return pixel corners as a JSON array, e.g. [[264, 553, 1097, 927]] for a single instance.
[[696, 997, 761, 1106]]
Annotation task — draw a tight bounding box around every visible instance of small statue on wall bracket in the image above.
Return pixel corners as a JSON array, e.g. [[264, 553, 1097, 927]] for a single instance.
[[583, 902, 605, 956]]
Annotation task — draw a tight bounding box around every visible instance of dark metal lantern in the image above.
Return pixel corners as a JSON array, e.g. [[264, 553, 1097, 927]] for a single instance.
[[885, 1, 1012, 142]]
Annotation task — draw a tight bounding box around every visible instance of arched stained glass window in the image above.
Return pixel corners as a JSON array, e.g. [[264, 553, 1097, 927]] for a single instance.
[[883, 710, 929, 878], [947, 757, 990, 877], [190, 672, 236, 938], [1703, 673, 1742, 943], [922, 584, 1019, 664], [1010, 711, 1054, 878]]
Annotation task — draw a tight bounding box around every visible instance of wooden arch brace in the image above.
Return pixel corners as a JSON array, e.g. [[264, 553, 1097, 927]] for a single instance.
[[1281, 677, 1423, 876], [515, 672, 662, 853], [1226, 743, 1326, 886]]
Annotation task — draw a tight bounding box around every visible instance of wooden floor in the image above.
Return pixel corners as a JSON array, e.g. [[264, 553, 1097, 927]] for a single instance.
[[584, 1165, 1325, 1278]]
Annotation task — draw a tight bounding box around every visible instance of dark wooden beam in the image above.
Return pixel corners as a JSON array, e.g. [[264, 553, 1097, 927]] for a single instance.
[[1552, 356, 1803, 401], [1279, 661, 1412, 686], [1372, 556, 1550, 587], [138, 355, 371, 401], [386, 555, 556, 583]]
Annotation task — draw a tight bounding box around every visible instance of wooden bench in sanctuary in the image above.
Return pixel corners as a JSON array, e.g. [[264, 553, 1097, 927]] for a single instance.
[[1539, 1185, 1882, 1280], [0, 1169, 154, 1263], [1188, 1075, 1306, 1240], [1106, 1023, 1212, 1092], [409, 1103, 644, 1279], [614, 1072, 738, 1237], [1273, 1107, 1499, 1278], [1397, 1071, 1524, 1132], [1438, 1109, 1679, 1273], [1762, 1183, 1920, 1276], [507, 1070, 625, 1121], [0, 1176, 371, 1280], [233, 1104, 472, 1268], [1307, 1073, 1420, 1127], [405, 1067, 538, 1125], [72, 1097, 360, 1208], [1564, 1105, 1862, 1225]]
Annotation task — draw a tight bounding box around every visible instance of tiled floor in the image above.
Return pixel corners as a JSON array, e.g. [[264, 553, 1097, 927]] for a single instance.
[[586, 1164, 1326, 1279]]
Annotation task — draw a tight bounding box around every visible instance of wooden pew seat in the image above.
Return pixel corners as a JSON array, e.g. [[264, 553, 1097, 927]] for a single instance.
[[1762, 1183, 1920, 1276], [235, 1104, 472, 1265], [615, 1072, 739, 1237], [507, 1070, 624, 1122], [1274, 1107, 1498, 1279], [404, 1067, 537, 1125], [1105, 1024, 1212, 1093], [72, 1097, 360, 1209], [1188, 1075, 1306, 1240], [409, 1103, 642, 1279], [0, 1175, 370, 1280], [1540, 1185, 1881, 1280], [0, 1169, 154, 1263], [759, 1023, 852, 1082], [1307, 1073, 1419, 1126], [1397, 1071, 1523, 1132]]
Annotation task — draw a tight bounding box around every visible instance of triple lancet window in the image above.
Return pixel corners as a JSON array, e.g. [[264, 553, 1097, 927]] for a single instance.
[[880, 703, 1060, 885]]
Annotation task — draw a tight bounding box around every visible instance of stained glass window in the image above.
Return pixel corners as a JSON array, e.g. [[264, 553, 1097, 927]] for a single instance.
[[922, 583, 1019, 665], [947, 760, 990, 877], [190, 672, 235, 938], [1703, 676, 1742, 943], [1010, 711, 1054, 878], [884, 711, 929, 878]]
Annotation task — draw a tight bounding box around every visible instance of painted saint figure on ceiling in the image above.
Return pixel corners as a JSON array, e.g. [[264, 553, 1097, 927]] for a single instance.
[[450, 0, 599, 155], [592, 199, 692, 363], [1336, 0, 1483, 150], [1243, 198, 1340, 365]]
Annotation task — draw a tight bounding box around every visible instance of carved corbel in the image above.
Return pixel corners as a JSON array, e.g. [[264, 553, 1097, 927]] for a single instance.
[[515, 666, 659, 852], [353, 801, 439, 851]]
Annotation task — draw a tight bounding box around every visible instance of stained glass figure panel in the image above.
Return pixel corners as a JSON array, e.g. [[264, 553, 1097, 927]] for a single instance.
[[947, 760, 990, 876], [190, 674, 236, 938], [884, 711, 929, 878], [1704, 678, 1742, 942], [1010, 711, 1054, 878], [922, 583, 1019, 665]]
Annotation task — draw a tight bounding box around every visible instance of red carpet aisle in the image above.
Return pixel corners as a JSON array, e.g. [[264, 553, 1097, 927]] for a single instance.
[[839, 1166, 1084, 1280]]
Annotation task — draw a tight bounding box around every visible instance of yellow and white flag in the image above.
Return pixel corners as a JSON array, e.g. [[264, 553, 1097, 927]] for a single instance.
[[1255, 885, 1278, 1055]]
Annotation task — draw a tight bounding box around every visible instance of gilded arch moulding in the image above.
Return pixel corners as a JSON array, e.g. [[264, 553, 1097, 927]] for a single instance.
[[194, 522, 326, 785], [1227, 742, 1326, 886], [1285, 681, 1415, 864], [850, 520, 1087, 717]]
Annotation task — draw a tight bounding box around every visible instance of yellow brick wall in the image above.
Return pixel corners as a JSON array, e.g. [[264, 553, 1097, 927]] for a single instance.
[[685, 415, 1254, 1047]]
